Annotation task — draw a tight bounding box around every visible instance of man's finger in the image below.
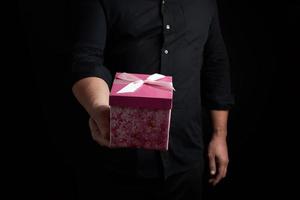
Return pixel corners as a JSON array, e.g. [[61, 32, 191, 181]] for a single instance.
[[91, 118, 110, 147], [89, 118, 110, 147], [212, 167, 224, 186], [221, 159, 229, 178], [97, 137, 110, 147], [224, 166, 228, 178], [212, 160, 227, 186], [96, 120, 110, 141], [95, 112, 110, 140], [208, 153, 216, 176], [89, 118, 98, 138]]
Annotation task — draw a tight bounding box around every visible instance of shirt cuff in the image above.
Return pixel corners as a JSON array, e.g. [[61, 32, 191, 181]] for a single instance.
[[72, 61, 113, 88], [202, 94, 235, 110]]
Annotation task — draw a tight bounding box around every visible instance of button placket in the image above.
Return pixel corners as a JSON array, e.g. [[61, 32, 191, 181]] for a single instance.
[[160, 0, 172, 68], [159, 0, 172, 177]]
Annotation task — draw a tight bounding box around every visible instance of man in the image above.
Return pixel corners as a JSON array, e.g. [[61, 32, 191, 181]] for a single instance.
[[72, 0, 235, 199]]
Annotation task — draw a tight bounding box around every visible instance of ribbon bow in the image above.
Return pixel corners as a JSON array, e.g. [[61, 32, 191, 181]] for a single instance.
[[116, 73, 175, 94]]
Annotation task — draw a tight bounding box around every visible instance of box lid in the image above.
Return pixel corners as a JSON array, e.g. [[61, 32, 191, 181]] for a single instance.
[[109, 72, 173, 109]]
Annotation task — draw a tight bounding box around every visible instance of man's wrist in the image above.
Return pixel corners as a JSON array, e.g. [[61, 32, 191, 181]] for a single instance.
[[212, 129, 227, 140], [89, 104, 110, 117]]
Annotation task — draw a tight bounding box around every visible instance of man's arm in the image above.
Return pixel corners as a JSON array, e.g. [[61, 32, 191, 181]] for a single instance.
[[72, 77, 109, 117], [202, 1, 235, 186], [71, 0, 112, 146], [72, 77, 110, 146]]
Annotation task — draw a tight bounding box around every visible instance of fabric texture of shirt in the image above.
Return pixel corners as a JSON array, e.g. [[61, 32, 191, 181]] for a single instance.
[[72, 0, 235, 179]]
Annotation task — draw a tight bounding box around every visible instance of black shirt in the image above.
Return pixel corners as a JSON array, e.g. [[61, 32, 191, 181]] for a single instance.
[[72, 0, 234, 179]]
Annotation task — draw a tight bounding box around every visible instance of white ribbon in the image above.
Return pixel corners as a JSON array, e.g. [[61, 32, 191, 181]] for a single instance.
[[116, 73, 175, 94]]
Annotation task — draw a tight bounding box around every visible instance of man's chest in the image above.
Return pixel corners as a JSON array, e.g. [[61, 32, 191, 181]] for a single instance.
[[101, 0, 214, 41]]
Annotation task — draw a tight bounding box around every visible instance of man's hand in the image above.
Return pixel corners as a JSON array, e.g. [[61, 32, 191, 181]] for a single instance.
[[208, 134, 229, 186], [89, 105, 111, 147]]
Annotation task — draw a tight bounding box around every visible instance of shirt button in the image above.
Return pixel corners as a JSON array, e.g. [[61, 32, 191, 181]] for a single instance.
[[166, 24, 171, 30], [164, 49, 169, 54]]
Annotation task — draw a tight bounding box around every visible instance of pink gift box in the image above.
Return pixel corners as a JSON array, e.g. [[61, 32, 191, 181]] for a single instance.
[[109, 72, 173, 150]]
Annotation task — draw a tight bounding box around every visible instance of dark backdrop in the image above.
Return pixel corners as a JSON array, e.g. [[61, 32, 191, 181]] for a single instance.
[[9, 0, 298, 199]]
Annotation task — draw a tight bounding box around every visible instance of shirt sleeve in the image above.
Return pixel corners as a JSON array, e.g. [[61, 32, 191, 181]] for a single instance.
[[71, 0, 112, 87], [201, 2, 235, 110]]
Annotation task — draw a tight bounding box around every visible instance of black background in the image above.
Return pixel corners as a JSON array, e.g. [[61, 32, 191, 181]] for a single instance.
[[6, 0, 298, 199]]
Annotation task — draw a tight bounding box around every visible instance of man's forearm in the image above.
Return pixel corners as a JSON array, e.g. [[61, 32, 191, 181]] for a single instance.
[[72, 77, 110, 116], [210, 110, 229, 138]]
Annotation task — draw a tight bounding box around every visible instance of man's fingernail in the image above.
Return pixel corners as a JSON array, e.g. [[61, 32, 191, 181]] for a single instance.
[[211, 170, 215, 175]]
